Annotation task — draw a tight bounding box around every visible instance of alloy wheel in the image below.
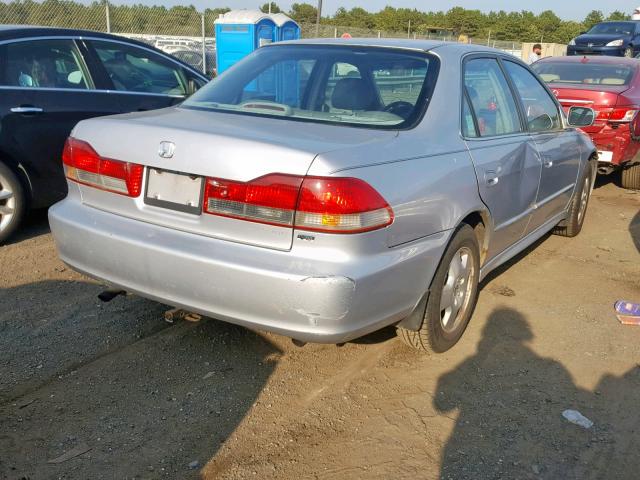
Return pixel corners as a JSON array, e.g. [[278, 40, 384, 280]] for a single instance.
[[440, 246, 475, 333], [577, 174, 590, 224], [0, 170, 16, 233]]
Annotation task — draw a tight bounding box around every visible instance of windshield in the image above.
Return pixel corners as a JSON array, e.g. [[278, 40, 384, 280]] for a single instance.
[[587, 22, 635, 35], [183, 45, 438, 129], [532, 61, 635, 86]]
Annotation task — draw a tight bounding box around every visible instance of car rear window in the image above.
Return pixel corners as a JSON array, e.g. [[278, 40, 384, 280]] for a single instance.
[[183, 45, 439, 130], [532, 61, 635, 86]]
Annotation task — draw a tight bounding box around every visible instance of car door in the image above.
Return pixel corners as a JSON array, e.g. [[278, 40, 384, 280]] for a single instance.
[[502, 59, 582, 231], [462, 56, 542, 260], [0, 37, 123, 207], [82, 39, 207, 113]]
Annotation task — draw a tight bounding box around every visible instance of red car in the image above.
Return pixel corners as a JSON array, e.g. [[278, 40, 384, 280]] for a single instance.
[[533, 56, 640, 189]]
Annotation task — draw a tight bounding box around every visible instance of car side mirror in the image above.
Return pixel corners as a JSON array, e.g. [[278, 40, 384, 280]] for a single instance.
[[529, 113, 553, 131], [580, 31, 586, 35], [186, 78, 198, 97], [567, 106, 595, 127]]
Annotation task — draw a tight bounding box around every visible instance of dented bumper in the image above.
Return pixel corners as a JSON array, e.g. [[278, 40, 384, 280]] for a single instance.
[[49, 198, 449, 343]]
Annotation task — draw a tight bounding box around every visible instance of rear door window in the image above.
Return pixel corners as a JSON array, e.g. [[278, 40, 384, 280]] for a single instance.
[[1, 39, 90, 89], [462, 94, 478, 138], [463, 58, 522, 137], [89, 40, 188, 96]]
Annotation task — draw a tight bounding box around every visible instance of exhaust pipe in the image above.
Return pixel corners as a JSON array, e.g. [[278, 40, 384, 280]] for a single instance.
[[164, 308, 202, 323]]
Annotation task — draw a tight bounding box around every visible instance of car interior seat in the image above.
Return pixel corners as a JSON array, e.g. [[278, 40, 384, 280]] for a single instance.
[[331, 78, 378, 111]]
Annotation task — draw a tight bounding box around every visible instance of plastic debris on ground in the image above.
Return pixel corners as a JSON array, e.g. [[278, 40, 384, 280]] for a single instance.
[[562, 409, 593, 429], [615, 300, 640, 325]]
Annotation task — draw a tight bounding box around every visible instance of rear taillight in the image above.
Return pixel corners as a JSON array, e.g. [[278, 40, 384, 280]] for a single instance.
[[203, 174, 393, 234], [203, 174, 302, 227], [295, 176, 393, 233], [595, 107, 639, 123], [62, 137, 143, 197]]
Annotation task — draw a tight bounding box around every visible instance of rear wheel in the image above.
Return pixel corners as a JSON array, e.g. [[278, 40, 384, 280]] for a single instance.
[[621, 163, 640, 190], [0, 162, 25, 244], [397, 224, 480, 353], [553, 160, 594, 237]]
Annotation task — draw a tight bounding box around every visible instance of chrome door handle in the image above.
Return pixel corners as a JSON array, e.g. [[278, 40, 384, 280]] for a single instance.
[[543, 159, 554, 168], [10, 106, 43, 114], [485, 176, 499, 186]]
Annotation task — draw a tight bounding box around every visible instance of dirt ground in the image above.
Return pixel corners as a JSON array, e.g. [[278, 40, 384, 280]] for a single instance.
[[1, 177, 639, 480]]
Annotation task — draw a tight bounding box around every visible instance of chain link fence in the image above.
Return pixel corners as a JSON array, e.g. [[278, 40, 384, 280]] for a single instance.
[[0, 0, 524, 72], [302, 23, 521, 53]]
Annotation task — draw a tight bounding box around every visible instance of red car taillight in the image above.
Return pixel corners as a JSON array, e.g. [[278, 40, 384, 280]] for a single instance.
[[203, 174, 393, 234], [595, 107, 640, 123], [62, 137, 143, 197], [204, 174, 302, 227], [295, 176, 393, 233]]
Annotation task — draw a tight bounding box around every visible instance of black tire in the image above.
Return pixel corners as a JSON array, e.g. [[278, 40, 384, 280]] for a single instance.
[[621, 163, 640, 190], [0, 162, 25, 244], [553, 160, 594, 238], [397, 224, 480, 353]]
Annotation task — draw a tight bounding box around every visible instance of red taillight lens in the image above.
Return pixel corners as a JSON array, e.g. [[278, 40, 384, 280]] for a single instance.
[[63, 137, 143, 197], [609, 108, 639, 122], [204, 174, 303, 227], [295, 176, 393, 233], [203, 174, 393, 234], [595, 107, 639, 123]]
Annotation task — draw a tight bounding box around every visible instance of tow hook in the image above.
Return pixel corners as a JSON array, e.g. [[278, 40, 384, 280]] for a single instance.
[[164, 308, 202, 324], [97, 289, 126, 302]]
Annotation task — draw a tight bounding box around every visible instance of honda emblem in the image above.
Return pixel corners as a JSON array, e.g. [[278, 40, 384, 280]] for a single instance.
[[158, 141, 175, 159]]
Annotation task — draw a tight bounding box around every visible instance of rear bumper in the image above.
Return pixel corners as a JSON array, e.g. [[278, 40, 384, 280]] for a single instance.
[[590, 124, 640, 168], [567, 45, 628, 56], [49, 199, 449, 343]]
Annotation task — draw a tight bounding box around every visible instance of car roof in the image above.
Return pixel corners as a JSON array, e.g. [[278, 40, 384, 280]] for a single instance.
[[0, 25, 151, 48], [594, 20, 639, 24], [536, 56, 640, 66], [0, 24, 207, 77], [270, 37, 509, 55]]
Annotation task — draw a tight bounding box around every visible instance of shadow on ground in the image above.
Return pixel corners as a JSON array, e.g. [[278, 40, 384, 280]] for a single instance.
[[4, 208, 50, 245], [593, 171, 620, 190], [0, 280, 281, 479], [437, 307, 640, 479]]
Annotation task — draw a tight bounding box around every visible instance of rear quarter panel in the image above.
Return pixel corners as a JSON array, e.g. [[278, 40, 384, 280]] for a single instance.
[[317, 150, 482, 247]]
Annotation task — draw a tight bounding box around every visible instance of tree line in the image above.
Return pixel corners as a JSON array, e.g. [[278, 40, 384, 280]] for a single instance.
[[0, 0, 632, 43], [266, 3, 629, 43]]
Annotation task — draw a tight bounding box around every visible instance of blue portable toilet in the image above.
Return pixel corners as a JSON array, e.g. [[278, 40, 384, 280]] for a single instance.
[[271, 13, 300, 41], [214, 10, 276, 74]]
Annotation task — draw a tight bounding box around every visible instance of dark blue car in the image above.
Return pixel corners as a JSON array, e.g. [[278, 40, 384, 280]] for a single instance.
[[0, 26, 208, 243], [568, 21, 640, 57]]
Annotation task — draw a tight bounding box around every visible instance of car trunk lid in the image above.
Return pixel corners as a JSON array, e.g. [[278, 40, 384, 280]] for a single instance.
[[68, 107, 395, 250], [549, 83, 629, 134]]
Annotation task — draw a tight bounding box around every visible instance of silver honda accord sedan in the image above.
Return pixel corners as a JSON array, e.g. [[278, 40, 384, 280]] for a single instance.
[[49, 39, 597, 353]]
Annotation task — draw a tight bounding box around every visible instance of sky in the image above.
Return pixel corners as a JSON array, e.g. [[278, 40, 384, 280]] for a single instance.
[[191, 0, 638, 21]]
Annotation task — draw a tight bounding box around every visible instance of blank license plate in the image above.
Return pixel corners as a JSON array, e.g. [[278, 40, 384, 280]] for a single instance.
[[598, 151, 613, 163], [144, 168, 203, 214]]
